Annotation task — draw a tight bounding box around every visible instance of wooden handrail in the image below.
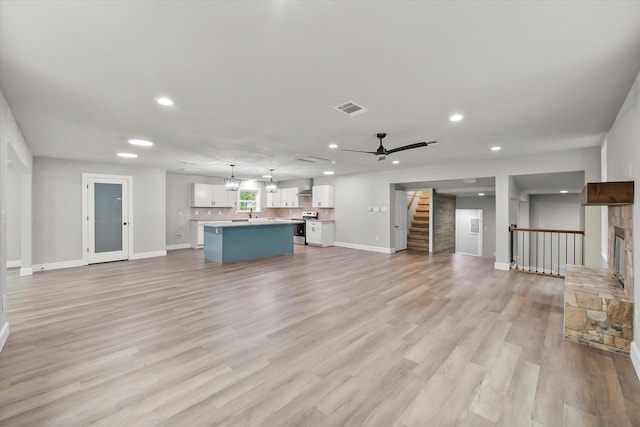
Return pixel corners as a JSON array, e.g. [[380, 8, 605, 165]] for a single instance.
[[408, 191, 419, 210], [509, 226, 584, 235]]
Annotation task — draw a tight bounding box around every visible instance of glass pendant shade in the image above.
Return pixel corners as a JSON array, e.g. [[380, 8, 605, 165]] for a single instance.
[[225, 164, 241, 191], [265, 169, 278, 193]]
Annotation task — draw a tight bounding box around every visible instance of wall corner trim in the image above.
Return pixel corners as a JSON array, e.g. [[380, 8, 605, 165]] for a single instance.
[[334, 242, 394, 254], [130, 250, 167, 260], [631, 341, 640, 382], [494, 262, 510, 271], [19, 267, 32, 277], [0, 322, 9, 352]]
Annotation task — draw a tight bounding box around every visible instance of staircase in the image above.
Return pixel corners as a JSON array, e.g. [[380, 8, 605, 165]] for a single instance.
[[407, 191, 430, 252]]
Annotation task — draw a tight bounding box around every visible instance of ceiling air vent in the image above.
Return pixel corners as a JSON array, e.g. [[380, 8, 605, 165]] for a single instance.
[[334, 100, 368, 116]]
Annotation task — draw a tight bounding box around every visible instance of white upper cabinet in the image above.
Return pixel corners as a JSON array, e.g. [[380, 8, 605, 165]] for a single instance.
[[213, 185, 235, 207], [312, 185, 335, 208], [279, 188, 300, 208], [266, 191, 281, 208], [192, 183, 235, 207], [192, 183, 214, 206]]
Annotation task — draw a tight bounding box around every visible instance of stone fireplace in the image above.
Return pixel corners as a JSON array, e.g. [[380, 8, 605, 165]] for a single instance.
[[564, 203, 634, 355]]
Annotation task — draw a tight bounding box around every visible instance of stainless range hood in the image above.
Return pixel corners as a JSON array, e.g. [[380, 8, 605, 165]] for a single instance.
[[297, 178, 314, 197]]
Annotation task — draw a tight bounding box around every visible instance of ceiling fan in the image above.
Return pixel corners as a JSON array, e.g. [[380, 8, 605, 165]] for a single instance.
[[341, 133, 437, 161]]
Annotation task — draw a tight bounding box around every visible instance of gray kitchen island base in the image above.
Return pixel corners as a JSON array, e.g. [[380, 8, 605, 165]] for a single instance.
[[203, 221, 300, 264]]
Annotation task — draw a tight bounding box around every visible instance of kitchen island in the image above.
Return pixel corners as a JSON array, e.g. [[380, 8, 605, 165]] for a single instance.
[[203, 219, 304, 264]]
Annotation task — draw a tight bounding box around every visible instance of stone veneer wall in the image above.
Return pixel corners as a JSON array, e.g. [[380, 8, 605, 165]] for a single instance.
[[433, 193, 456, 253], [564, 266, 633, 354], [608, 205, 633, 298]]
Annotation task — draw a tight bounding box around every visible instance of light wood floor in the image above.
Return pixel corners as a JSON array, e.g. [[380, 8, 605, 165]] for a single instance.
[[1, 246, 639, 426]]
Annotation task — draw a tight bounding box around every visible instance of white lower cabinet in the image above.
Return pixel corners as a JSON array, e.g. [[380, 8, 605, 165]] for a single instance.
[[305, 221, 334, 247]]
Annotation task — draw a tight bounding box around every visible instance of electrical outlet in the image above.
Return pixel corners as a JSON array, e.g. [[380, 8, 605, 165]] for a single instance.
[[218, 210, 222, 215], [208, 210, 212, 215], [176, 234, 181, 240], [195, 210, 199, 215], [375, 236, 379, 241]]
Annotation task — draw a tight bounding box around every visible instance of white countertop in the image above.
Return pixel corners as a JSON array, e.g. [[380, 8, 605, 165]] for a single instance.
[[306, 219, 335, 222], [203, 219, 303, 228]]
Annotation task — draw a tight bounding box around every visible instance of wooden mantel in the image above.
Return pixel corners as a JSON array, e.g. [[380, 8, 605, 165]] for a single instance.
[[581, 181, 634, 206]]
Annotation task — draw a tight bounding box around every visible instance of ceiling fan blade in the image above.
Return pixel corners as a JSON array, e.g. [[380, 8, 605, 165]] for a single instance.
[[339, 148, 379, 154], [386, 141, 437, 155]]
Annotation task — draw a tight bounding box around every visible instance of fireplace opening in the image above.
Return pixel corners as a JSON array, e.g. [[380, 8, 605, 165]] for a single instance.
[[613, 226, 626, 289]]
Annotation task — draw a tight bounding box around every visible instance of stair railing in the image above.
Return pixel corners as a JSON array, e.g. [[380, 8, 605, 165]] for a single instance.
[[509, 226, 584, 278], [408, 191, 419, 210]]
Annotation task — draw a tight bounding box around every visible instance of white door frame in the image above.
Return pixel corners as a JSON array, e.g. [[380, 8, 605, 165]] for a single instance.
[[82, 173, 133, 265]]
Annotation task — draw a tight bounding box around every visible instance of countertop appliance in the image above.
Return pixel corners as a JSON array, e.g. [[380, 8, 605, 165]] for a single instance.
[[293, 211, 318, 245]]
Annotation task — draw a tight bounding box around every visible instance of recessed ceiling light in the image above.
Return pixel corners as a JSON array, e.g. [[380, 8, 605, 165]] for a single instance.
[[392, 160, 399, 164], [491, 146, 502, 151], [323, 171, 335, 175], [560, 190, 569, 193], [117, 152, 137, 158], [128, 139, 153, 147], [449, 113, 464, 122], [156, 97, 174, 106], [478, 193, 485, 196], [328, 143, 338, 149], [262, 174, 272, 178]]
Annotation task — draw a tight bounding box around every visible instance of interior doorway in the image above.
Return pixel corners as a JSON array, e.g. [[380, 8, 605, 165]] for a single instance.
[[82, 173, 133, 264], [455, 209, 483, 256]]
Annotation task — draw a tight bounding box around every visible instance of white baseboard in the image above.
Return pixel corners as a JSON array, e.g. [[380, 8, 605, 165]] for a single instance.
[[494, 262, 510, 271], [6, 260, 21, 268], [333, 242, 394, 254], [0, 322, 9, 352], [166, 243, 191, 251], [33, 259, 85, 272], [130, 250, 167, 260], [631, 341, 640, 382], [19, 267, 32, 276]]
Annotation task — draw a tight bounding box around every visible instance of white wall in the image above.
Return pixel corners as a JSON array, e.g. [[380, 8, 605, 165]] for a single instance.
[[32, 157, 166, 266], [604, 70, 640, 369], [456, 209, 482, 256], [166, 173, 225, 247], [7, 162, 21, 263], [457, 196, 496, 258], [334, 146, 600, 264], [0, 89, 33, 350], [529, 194, 583, 230]]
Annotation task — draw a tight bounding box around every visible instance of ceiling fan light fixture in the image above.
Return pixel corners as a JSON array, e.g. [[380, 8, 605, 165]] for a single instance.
[[224, 164, 241, 191], [264, 169, 278, 193], [449, 113, 464, 122]]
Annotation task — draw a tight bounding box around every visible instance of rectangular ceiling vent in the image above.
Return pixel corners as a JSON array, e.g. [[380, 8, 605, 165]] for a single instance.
[[334, 100, 368, 116], [297, 156, 332, 164]]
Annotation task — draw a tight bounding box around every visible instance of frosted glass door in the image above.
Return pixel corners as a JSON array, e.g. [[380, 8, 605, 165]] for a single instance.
[[94, 183, 123, 253], [88, 176, 129, 264]]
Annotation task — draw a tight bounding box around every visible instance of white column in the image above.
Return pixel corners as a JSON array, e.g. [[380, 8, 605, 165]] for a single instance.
[[20, 173, 32, 276], [494, 174, 511, 270]]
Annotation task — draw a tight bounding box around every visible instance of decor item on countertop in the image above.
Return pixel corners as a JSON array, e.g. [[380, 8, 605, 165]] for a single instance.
[[265, 169, 278, 193], [224, 164, 241, 191]]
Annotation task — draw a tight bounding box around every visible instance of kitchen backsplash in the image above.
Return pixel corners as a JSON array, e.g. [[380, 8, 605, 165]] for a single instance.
[[190, 199, 335, 221]]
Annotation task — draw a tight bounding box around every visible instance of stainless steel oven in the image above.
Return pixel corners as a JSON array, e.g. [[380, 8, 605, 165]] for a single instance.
[[293, 211, 318, 245]]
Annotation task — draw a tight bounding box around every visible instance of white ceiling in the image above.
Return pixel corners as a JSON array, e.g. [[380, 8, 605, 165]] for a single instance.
[[1, 1, 639, 181]]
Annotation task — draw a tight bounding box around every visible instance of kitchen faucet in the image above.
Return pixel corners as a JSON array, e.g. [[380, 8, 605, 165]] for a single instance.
[[249, 208, 253, 219]]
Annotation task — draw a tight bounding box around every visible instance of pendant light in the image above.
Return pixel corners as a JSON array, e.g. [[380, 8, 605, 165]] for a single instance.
[[224, 164, 241, 191], [265, 169, 278, 193]]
